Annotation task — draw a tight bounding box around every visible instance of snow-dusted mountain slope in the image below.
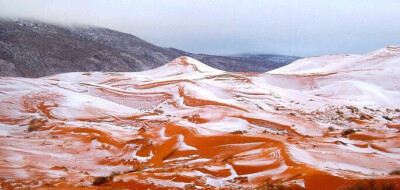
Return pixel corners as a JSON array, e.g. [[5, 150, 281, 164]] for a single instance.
[[0, 50, 400, 189], [0, 19, 300, 77]]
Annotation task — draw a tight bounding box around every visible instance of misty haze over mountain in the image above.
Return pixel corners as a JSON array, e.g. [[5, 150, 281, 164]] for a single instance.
[[1, 0, 399, 57], [0, 19, 300, 77]]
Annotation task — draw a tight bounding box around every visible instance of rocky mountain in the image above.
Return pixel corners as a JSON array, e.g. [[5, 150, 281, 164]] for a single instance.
[[0, 19, 300, 77]]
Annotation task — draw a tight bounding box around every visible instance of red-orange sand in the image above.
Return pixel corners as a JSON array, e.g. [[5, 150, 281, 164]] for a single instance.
[[1, 56, 400, 189]]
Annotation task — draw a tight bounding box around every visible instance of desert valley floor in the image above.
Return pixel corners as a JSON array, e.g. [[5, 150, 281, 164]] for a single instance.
[[1, 47, 400, 189]]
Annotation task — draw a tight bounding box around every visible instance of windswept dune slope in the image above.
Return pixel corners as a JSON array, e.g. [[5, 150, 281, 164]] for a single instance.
[[1, 49, 400, 189], [265, 46, 400, 108]]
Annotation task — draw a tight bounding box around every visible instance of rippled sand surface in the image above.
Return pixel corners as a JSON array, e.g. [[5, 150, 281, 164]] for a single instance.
[[1, 50, 400, 189]]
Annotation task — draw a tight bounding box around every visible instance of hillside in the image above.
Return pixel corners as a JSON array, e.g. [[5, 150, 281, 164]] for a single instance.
[[0, 20, 300, 77], [0, 48, 399, 189]]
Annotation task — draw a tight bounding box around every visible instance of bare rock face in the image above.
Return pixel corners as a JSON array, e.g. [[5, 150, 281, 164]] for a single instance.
[[0, 59, 19, 77], [0, 19, 300, 77]]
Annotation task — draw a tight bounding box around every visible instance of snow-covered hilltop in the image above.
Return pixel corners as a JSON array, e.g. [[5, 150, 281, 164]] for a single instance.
[[269, 46, 400, 75], [263, 46, 400, 108], [0, 47, 399, 189]]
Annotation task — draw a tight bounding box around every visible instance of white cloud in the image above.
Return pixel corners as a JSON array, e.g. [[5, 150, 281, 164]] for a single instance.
[[1, 0, 399, 56]]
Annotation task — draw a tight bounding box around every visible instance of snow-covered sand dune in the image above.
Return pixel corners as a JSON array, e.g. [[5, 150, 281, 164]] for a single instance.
[[1, 49, 400, 189]]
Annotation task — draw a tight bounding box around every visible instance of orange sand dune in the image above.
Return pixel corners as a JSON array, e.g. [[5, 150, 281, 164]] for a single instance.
[[1, 55, 400, 189]]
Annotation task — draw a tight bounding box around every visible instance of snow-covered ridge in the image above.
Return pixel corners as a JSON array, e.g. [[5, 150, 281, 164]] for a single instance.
[[150, 56, 224, 74], [268, 46, 400, 75], [166, 56, 224, 73], [260, 46, 400, 108], [125, 56, 225, 80]]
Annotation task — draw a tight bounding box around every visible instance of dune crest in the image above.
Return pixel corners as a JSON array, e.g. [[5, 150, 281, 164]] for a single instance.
[[1, 47, 400, 189]]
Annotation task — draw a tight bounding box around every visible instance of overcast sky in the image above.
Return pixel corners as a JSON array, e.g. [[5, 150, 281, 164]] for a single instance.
[[1, 0, 400, 57]]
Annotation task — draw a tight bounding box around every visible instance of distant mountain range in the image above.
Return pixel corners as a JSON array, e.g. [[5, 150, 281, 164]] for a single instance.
[[0, 19, 300, 77]]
